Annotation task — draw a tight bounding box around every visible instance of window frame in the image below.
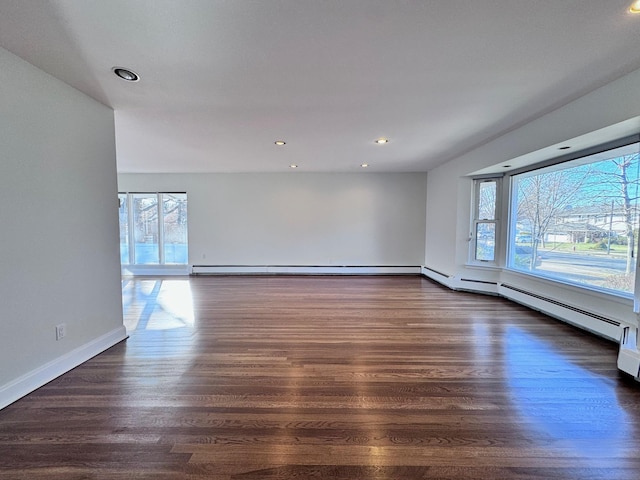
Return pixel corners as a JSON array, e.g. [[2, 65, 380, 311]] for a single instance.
[[470, 176, 502, 266], [504, 136, 640, 300], [118, 191, 188, 266]]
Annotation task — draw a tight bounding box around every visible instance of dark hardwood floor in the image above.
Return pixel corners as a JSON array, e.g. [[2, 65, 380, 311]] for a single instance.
[[1, 275, 640, 479]]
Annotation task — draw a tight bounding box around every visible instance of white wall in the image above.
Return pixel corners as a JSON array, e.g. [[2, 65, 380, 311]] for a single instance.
[[118, 172, 427, 267], [0, 47, 126, 407], [424, 67, 640, 335]]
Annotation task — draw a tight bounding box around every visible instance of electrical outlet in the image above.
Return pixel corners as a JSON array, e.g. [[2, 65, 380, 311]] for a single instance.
[[55, 323, 66, 341]]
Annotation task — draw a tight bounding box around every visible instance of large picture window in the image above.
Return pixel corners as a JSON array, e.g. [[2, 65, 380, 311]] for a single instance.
[[119, 192, 188, 266], [508, 142, 640, 296]]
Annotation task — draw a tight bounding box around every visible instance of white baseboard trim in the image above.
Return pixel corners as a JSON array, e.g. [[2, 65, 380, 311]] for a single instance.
[[192, 265, 421, 275], [0, 326, 128, 410]]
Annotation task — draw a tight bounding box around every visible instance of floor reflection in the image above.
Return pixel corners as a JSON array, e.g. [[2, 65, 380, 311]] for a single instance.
[[121, 277, 197, 364], [122, 278, 195, 332], [505, 326, 632, 457], [471, 321, 494, 363]]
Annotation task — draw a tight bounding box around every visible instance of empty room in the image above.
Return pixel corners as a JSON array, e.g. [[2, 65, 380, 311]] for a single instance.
[[3, 1, 640, 479]]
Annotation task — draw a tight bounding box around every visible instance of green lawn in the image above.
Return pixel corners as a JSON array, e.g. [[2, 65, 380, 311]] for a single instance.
[[527, 241, 629, 255]]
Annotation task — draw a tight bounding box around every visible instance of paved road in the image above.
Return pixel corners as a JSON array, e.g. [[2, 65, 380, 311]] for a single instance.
[[540, 250, 628, 273], [529, 250, 633, 288]]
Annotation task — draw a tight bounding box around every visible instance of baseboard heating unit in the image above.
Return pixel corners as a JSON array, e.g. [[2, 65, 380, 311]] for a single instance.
[[191, 265, 421, 275], [618, 326, 640, 380], [423, 266, 450, 279], [499, 283, 621, 342]]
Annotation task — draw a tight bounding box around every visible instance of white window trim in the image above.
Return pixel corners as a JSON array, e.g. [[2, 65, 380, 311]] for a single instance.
[[119, 191, 188, 267], [504, 136, 640, 305], [469, 177, 502, 266]]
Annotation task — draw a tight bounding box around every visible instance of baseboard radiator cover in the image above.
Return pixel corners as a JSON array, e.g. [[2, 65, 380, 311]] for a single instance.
[[192, 265, 421, 275], [457, 278, 500, 295], [423, 266, 450, 279], [499, 283, 621, 340], [420, 266, 455, 289], [618, 326, 640, 380]]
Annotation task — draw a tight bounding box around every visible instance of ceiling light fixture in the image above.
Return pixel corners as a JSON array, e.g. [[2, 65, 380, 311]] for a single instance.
[[112, 67, 139, 82], [374, 138, 389, 145], [629, 1, 640, 13], [275, 140, 286, 146], [289, 164, 298, 169], [361, 163, 369, 168]]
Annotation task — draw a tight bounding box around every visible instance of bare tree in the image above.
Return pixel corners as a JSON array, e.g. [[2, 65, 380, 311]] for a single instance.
[[589, 153, 640, 274], [516, 168, 589, 269], [478, 180, 496, 220]]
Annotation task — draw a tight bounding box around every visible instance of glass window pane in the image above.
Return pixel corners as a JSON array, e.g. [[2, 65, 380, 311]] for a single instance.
[[509, 142, 640, 295], [162, 194, 188, 264], [476, 223, 495, 261], [133, 194, 159, 264], [478, 181, 496, 220], [118, 194, 129, 264]]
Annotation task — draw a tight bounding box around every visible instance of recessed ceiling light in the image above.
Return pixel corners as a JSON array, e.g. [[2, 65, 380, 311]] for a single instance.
[[374, 138, 389, 145], [361, 163, 369, 168], [275, 140, 286, 146], [289, 164, 298, 169], [629, 1, 640, 13], [112, 67, 139, 82], [558, 146, 571, 150]]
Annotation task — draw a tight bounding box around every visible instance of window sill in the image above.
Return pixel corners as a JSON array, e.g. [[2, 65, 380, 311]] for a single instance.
[[502, 267, 634, 306], [464, 262, 501, 271], [461, 263, 634, 307]]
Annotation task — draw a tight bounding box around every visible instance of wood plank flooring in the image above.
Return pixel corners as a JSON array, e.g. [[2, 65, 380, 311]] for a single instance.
[[1, 275, 640, 479]]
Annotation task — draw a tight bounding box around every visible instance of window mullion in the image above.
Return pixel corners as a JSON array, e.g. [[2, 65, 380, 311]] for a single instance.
[[127, 193, 135, 265], [158, 193, 165, 265]]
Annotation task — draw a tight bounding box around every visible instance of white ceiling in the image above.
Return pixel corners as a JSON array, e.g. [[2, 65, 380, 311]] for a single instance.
[[1, 0, 640, 173]]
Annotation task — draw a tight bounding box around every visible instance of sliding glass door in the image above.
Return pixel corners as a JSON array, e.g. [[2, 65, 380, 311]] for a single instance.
[[119, 192, 188, 266], [133, 193, 159, 264], [118, 193, 129, 264], [162, 193, 188, 264]]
